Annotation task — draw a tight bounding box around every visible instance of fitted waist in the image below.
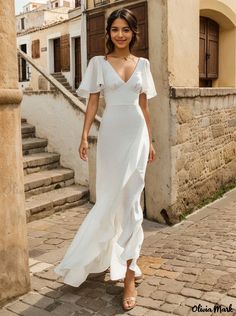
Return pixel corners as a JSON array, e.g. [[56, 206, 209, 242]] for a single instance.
[[106, 102, 139, 106]]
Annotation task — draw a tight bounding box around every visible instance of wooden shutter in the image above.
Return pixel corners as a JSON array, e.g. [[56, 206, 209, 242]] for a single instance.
[[63, 1, 70, 7], [60, 34, 70, 71], [32, 39, 40, 59], [199, 17, 219, 80], [126, 2, 148, 58], [199, 17, 207, 78], [207, 19, 219, 78], [87, 12, 105, 60]]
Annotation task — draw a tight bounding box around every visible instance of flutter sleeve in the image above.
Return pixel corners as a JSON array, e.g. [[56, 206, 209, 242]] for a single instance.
[[76, 56, 104, 98], [140, 58, 157, 99]]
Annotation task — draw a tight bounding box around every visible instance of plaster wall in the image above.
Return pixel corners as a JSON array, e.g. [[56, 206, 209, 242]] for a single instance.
[[20, 91, 99, 185]]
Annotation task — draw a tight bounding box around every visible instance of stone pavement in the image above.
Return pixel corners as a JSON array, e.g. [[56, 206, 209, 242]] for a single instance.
[[1, 188, 236, 316]]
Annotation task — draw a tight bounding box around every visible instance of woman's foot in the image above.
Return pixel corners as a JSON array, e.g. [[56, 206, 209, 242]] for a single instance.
[[122, 270, 138, 310]]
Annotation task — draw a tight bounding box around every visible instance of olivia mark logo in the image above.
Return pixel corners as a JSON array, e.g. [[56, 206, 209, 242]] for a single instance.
[[192, 303, 233, 313]]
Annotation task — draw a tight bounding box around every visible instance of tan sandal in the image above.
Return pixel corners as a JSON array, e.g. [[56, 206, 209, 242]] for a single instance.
[[122, 289, 138, 311]]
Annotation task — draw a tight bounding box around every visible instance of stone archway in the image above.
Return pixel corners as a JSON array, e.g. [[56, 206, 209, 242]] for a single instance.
[[0, 0, 30, 304], [200, 0, 236, 86]]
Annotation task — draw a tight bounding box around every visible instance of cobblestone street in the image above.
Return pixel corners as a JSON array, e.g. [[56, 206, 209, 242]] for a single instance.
[[1, 188, 236, 316]]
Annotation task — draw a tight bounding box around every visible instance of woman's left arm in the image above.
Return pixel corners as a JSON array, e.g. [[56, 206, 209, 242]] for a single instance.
[[139, 93, 156, 163]]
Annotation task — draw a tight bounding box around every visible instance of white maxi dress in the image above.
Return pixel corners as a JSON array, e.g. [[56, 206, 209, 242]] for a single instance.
[[54, 55, 157, 287]]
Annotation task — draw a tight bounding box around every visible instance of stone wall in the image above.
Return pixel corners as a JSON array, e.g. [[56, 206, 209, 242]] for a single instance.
[[169, 88, 236, 221]]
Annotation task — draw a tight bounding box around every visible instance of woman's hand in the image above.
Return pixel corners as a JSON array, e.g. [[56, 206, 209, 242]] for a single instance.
[[79, 139, 89, 161], [148, 143, 156, 163]]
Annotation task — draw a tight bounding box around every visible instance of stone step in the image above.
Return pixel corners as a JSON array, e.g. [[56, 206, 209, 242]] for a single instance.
[[24, 168, 75, 198], [21, 122, 36, 138], [52, 74, 64, 79], [56, 78, 67, 84], [25, 184, 89, 222], [22, 137, 48, 155], [53, 77, 65, 81], [23, 152, 61, 175], [61, 81, 70, 86]]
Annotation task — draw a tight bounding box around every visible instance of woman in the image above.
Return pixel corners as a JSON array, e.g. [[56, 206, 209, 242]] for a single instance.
[[54, 7, 157, 311]]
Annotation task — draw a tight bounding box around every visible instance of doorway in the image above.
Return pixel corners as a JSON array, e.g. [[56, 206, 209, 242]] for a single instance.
[[19, 44, 28, 81], [74, 37, 81, 89], [54, 38, 61, 73]]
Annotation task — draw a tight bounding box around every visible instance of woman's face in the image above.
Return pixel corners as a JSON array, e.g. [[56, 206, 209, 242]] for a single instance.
[[110, 17, 133, 49]]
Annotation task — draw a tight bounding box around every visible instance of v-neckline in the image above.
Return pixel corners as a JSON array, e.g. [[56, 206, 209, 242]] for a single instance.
[[103, 56, 141, 85]]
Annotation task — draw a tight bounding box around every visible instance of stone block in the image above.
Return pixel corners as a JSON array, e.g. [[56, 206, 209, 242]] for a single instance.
[[165, 293, 186, 304], [177, 124, 190, 144], [180, 287, 202, 299]]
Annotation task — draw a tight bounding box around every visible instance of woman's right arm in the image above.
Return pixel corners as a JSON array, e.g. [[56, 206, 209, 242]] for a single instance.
[[79, 92, 100, 161]]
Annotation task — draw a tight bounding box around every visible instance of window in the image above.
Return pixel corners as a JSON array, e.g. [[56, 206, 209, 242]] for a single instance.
[[21, 17, 25, 30], [75, 0, 81, 7], [18, 44, 30, 82], [55, 2, 59, 7], [94, 0, 110, 7], [199, 16, 219, 87]]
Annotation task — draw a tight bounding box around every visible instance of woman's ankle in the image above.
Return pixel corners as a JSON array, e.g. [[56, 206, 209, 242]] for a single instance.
[[124, 273, 135, 283]]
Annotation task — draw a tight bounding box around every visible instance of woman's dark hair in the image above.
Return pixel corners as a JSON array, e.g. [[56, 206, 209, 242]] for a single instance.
[[105, 8, 139, 57]]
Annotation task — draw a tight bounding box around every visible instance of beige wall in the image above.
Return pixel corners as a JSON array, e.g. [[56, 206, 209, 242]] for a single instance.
[[168, 0, 199, 87], [16, 10, 68, 33], [20, 91, 99, 185]]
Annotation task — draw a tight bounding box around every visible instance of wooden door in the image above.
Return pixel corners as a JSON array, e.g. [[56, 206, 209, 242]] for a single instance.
[[75, 37, 81, 89], [87, 12, 106, 60], [60, 34, 70, 71], [126, 2, 149, 58], [54, 38, 61, 73]]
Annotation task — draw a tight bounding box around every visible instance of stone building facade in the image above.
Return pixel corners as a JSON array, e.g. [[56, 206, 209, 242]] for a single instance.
[[17, 0, 236, 224]]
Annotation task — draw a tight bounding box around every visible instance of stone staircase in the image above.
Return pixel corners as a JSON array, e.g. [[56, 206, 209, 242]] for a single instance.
[[21, 118, 89, 222], [51, 73, 78, 97]]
